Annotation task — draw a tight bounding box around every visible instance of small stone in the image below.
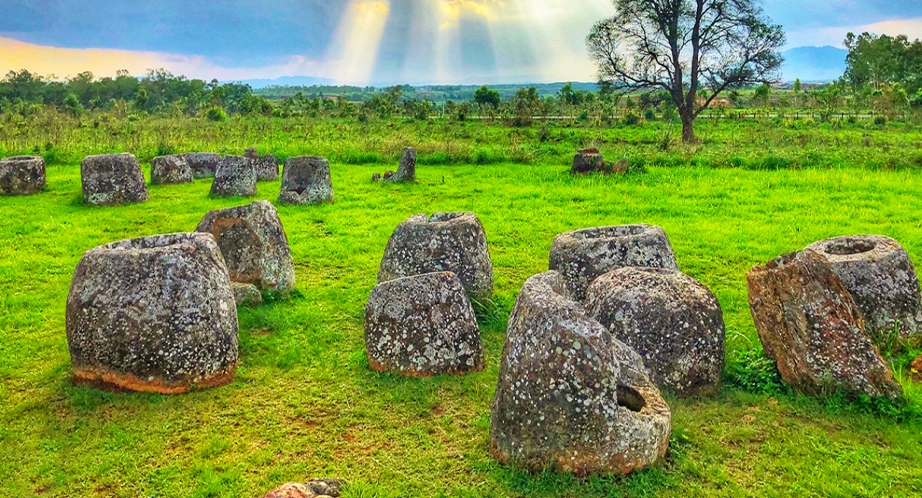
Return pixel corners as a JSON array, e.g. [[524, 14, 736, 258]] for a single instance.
[[66, 233, 238, 394], [586, 267, 726, 397], [244, 148, 259, 160], [150, 155, 193, 185], [211, 155, 257, 198], [183, 153, 222, 179], [806, 235, 922, 340], [196, 201, 295, 294], [385, 147, 416, 183], [279, 156, 334, 205], [231, 282, 263, 307], [549, 225, 678, 302], [572, 149, 604, 175], [748, 250, 903, 400], [378, 212, 494, 301], [80, 153, 149, 206], [490, 271, 671, 476], [911, 355, 922, 382], [0, 155, 46, 195], [263, 479, 343, 498], [371, 173, 382, 182], [365, 272, 483, 377], [613, 158, 631, 174], [383, 170, 394, 180]]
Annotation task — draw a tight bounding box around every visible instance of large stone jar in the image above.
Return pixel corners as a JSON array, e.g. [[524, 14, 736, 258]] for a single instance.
[[66, 233, 239, 394], [378, 212, 494, 301], [549, 225, 678, 302]]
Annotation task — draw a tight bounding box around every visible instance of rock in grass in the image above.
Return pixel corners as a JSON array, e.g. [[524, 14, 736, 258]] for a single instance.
[[747, 250, 903, 400], [385, 147, 416, 183], [231, 282, 263, 307], [255, 154, 280, 181], [211, 155, 257, 198], [572, 148, 604, 175], [66, 233, 238, 394], [378, 212, 494, 301], [150, 154, 193, 185], [183, 153, 222, 179], [0, 155, 46, 195], [585, 267, 726, 397], [806, 235, 922, 340], [490, 271, 671, 476], [549, 225, 678, 302], [244, 148, 259, 160], [263, 479, 343, 498], [80, 153, 149, 206], [278, 156, 334, 205], [365, 272, 484, 377], [196, 200, 295, 295]]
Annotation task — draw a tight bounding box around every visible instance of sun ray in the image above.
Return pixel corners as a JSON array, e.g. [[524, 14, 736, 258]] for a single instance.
[[323, 0, 392, 84]]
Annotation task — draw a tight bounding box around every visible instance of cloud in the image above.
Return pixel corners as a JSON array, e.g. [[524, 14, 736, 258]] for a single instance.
[[0, 36, 326, 81], [785, 16, 922, 48]]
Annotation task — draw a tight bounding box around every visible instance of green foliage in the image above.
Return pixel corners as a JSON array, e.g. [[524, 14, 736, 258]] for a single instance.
[[205, 106, 228, 122], [473, 85, 501, 109], [726, 349, 787, 395]]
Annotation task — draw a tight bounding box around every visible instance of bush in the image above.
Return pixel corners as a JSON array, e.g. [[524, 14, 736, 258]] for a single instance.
[[206, 106, 228, 122], [874, 116, 887, 126], [622, 112, 642, 126]]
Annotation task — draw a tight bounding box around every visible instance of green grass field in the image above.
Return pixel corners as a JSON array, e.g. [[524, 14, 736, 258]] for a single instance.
[[2, 129, 922, 496]]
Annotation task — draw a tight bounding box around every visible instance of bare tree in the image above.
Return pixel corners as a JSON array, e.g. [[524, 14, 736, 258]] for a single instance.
[[588, 0, 784, 143]]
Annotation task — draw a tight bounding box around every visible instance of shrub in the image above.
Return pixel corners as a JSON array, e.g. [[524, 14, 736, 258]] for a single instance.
[[874, 116, 887, 126], [622, 112, 642, 126], [206, 106, 228, 122], [725, 349, 786, 395]]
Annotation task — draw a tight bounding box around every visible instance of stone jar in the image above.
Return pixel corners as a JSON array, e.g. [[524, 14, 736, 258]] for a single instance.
[[66, 233, 239, 394], [549, 224, 678, 302], [378, 212, 494, 301], [490, 271, 671, 476]]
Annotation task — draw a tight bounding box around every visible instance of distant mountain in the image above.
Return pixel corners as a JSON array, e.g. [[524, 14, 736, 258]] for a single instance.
[[230, 75, 337, 89], [781, 46, 848, 83]]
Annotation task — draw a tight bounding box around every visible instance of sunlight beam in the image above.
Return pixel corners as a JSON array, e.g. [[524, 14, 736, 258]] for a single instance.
[[323, 0, 392, 84]]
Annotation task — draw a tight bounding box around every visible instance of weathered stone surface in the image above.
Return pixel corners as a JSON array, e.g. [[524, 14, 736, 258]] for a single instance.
[[244, 148, 259, 160], [585, 268, 726, 397], [378, 212, 494, 301], [183, 153, 222, 179], [371, 173, 382, 182], [747, 250, 903, 400], [365, 272, 483, 376], [0, 155, 46, 195], [81, 153, 149, 206], [279, 156, 334, 205], [613, 158, 631, 174], [151, 154, 193, 185], [549, 225, 679, 302], [491, 271, 671, 476], [806, 235, 922, 339], [196, 200, 295, 294], [572, 149, 604, 174], [66, 233, 238, 394], [263, 479, 342, 498], [211, 155, 257, 198], [385, 147, 416, 183], [255, 154, 280, 181], [231, 282, 263, 307]]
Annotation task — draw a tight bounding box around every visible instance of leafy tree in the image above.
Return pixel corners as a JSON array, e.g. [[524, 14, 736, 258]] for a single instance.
[[753, 82, 771, 107], [473, 85, 500, 109], [587, 0, 785, 142]]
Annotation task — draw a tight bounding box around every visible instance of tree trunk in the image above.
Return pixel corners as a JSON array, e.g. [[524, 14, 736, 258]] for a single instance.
[[681, 112, 696, 143]]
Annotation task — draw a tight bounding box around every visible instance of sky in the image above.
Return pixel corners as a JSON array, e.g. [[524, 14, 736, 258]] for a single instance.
[[1, 0, 921, 85]]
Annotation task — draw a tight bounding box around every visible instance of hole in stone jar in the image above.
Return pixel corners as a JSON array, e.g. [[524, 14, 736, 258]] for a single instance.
[[572, 225, 646, 240], [429, 212, 465, 223], [617, 385, 646, 412], [824, 238, 877, 256]]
